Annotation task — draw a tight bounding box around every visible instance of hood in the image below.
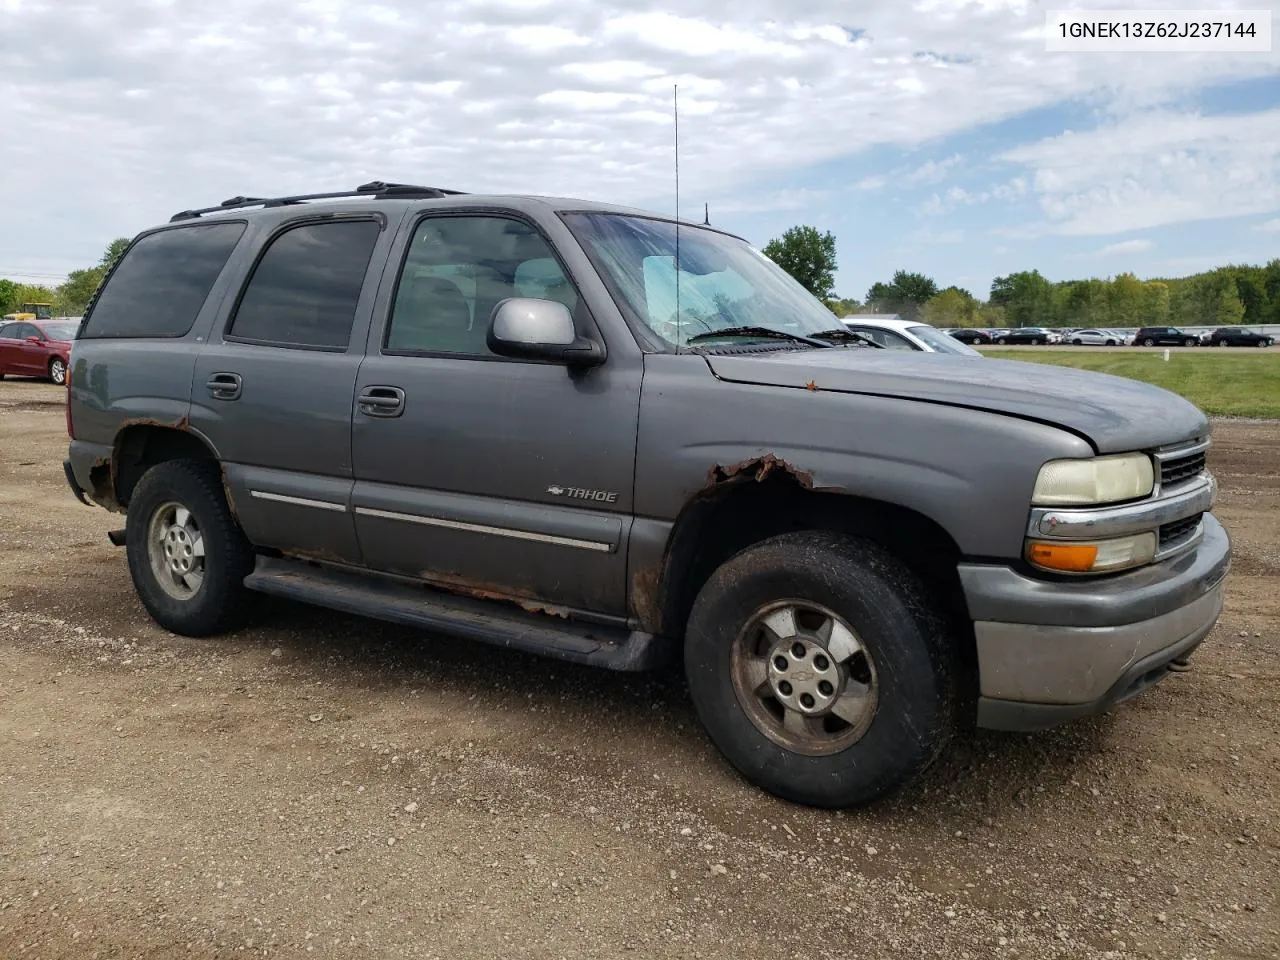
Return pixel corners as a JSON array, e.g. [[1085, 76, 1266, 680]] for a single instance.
[[704, 349, 1208, 454]]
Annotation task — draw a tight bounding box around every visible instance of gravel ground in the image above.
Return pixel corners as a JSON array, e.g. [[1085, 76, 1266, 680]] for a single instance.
[[0, 378, 1276, 960]]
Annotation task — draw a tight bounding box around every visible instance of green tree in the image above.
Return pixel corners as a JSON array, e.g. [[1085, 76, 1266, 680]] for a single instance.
[[762, 226, 837, 299], [1262, 259, 1280, 323], [58, 267, 107, 315], [990, 270, 1056, 326], [977, 304, 1007, 328], [101, 237, 131, 269], [0, 278, 19, 314], [921, 287, 979, 327], [1140, 281, 1171, 327], [826, 297, 863, 318], [865, 270, 939, 321], [1106, 273, 1146, 328], [1212, 279, 1246, 326]]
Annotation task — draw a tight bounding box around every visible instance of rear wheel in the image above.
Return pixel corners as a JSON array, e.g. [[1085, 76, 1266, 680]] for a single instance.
[[684, 532, 954, 808], [1217, 340, 1228, 347], [48, 357, 67, 385], [996, 337, 1008, 345], [125, 459, 255, 636], [1143, 338, 1156, 346]]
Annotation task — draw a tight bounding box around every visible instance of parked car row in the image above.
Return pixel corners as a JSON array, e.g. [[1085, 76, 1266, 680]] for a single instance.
[[941, 325, 1275, 348]]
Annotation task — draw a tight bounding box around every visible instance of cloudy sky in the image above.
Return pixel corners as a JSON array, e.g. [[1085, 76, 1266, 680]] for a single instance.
[[2, 0, 1278, 300]]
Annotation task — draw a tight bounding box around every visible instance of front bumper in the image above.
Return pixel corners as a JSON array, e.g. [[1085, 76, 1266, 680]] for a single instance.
[[963, 513, 1230, 731]]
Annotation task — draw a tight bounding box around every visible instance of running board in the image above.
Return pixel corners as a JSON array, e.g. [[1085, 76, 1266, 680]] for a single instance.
[[243, 557, 670, 672]]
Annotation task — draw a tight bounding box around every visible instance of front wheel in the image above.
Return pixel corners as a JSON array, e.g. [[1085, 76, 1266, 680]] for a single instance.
[[1217, 340, 1228, 347], [684, 532, 954, 808], [125, 459, 256, 636], [1105, 340, 1115, 346], [1258, 340, 1269, 348], [48, 357, 67, 385], [1184, 339, 1196, 347], [996, 337, 1008, 345]]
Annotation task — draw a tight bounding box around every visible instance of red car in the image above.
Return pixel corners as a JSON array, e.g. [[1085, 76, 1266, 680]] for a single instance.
[[0, 318, 77, 385]]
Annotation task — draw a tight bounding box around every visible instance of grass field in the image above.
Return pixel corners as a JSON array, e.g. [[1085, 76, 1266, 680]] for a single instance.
[[979, 349, 1280, 419]]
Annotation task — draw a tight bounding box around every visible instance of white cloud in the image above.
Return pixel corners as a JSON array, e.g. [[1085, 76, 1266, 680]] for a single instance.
[[1, 0, 1277, 274], [1001, 109, 1280, 235], [918, 177, 1027, 214], [1095, 239, 1153, 256], [1256, 218, 1280, 233], [901, 154, 964, 185]]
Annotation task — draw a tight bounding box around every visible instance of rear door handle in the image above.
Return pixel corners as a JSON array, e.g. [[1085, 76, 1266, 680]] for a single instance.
[[358, 386, 406, 418], [206, 372, 243, 401]]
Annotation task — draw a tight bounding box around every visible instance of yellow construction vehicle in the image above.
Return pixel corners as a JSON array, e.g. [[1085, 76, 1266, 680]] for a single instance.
[[1, 302, 54, 322]]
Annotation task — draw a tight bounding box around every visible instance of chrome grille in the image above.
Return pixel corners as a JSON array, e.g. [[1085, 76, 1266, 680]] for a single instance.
[[1159, 515, 1202, 548], [1160, 450, 1206, 488]]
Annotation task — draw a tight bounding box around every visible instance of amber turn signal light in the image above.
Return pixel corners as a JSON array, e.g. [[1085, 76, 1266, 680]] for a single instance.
[[1027, 542, 1099, 572]]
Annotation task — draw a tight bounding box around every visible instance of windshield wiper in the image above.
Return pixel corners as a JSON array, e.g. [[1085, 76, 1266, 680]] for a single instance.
[[685, 326, 830, 348], [809, 328, 884, 348]]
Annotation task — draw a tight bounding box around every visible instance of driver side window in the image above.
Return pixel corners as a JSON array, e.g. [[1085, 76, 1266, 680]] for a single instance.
[[385, 217, 578, 358]]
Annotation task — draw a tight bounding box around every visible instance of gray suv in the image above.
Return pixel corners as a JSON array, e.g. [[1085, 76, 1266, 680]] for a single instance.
[[64, 182, 1230, 808]]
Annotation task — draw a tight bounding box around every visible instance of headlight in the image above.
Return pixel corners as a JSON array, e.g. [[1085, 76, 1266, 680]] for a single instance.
[[1027, 533, 1157, 574], [1032, 453, 1154, 506]]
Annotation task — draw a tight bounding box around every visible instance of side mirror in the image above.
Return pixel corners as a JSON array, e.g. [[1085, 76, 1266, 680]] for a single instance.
[[487, 298, 604, 367], [26, 336, 42, 345]]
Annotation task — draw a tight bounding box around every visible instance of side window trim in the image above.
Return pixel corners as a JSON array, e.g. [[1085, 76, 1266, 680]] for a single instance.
[[222, 214, 385, 353], [378, 211, 586, 362]]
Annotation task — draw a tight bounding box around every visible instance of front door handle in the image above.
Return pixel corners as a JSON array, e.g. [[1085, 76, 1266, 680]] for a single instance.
[[358, 386, 406, 418], [206, 372, 243, 401]]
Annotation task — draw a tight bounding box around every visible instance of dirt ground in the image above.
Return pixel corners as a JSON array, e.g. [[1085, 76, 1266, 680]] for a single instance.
[[1, 378, 1276, 960]]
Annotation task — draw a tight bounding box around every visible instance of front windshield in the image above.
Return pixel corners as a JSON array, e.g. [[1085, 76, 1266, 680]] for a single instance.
[[909, 325, 981, 356], [563, 213, 840, 348], [40, 322, 79, 341]]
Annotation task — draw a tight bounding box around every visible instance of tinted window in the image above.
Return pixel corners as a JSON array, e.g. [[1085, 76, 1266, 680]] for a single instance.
[[386, 216, 577, 356], [82, 223, 245, 339], [0, 324, 13, 339], [228, 220, 380, 349]]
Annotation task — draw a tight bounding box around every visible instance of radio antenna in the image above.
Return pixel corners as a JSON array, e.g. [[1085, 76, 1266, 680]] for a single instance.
[[674, 83, 681, 353]]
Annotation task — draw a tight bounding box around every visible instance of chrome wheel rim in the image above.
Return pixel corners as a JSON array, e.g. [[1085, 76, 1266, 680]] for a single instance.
[[147, 501, 206, 600], [730, 600, 879, 757], [50, 359, 66, 383]]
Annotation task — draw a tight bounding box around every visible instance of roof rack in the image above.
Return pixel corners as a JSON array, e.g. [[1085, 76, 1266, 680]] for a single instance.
[[169, 181, 467, 222]]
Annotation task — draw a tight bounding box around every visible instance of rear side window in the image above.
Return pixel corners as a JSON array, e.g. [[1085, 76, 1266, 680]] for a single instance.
[[81, 223, 245, 339], [228, 220, 380, 350]]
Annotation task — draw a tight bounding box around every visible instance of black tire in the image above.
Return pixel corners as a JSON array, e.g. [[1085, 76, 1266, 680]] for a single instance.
[[996, 337, 1007, 345], [48, 357, 67, 385], [1183, 339, 1195, 347], [1105, 340, 1115, 346], [1258, 340, 1269, 348], [684, 532, 954, 808], [1071, 339, 1082, 345], [125, 459, 255, 637], [1143, 338, 1156, 347]]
